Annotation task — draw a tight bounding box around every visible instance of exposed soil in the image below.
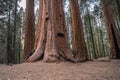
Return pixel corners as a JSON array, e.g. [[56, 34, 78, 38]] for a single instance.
[[0, 59, 120, 80]]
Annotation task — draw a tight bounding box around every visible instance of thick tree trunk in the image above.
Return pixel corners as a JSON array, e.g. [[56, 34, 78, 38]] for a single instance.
[[70, 0, 88, 61], [34, 0, 43, 50], [23, 0, 35, 59], [27, 0, 76, 62], [101, 0, 120, 59]]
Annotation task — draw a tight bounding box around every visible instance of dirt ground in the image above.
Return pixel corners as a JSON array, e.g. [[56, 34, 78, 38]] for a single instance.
[[0, 59, 120, 80]]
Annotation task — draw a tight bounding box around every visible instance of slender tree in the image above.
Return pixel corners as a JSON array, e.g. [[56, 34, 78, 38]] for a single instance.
[[86, 9, 97, 59], [70, 0, 88, 61], [7, 4, 12, 64], [23, 0, 35, 59], [115, 0, 120, 20], [27, 0, 76, 62], [12, 0, 18, 64], [101, 0, 120, 59]]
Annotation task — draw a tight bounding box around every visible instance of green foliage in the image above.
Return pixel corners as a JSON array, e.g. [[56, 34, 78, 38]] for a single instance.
[[0, 0, 14, 16], [0, 0, 25, 64]]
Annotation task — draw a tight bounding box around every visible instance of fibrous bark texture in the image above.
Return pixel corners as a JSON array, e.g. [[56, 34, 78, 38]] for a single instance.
[[101, 0, 120, 59], [23, 0, 35, 59], [34, 0, 43, 50], [27, 0, 76, 62], [70, 0, 88, 61]]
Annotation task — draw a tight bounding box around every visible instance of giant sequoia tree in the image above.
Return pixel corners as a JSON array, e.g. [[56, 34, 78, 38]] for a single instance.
[[101, 0, 120, 59], [27, 0, 76, 62], [34, 0, 43, 50], [70, 0, 88, 61], [23, 0, 35, 59]]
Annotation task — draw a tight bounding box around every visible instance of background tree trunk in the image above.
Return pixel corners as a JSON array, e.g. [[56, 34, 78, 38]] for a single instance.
[[70, 0, 88, 61], [7, 5, 12, 64], [12, 0, 17, 64], [116, 0, 120, 20], [23, 0, 35, 60], [27, 0, 76, 62], [101, 0, 120, 59]]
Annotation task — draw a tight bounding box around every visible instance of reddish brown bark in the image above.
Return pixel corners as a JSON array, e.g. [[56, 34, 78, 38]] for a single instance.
[[101, 0, 120, 59], [23, 0, 35, 59], [34, 0, 43, 50], [27, 0, 76, 62], [70, 0, 88, 61]]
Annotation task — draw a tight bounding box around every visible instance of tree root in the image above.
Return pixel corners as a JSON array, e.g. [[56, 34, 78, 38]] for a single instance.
[[58, 50, 77, 63], [26, 50, 87, 63]]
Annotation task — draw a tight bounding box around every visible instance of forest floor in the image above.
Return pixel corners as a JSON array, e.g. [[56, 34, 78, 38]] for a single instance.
[[0, 59, 120, 80]]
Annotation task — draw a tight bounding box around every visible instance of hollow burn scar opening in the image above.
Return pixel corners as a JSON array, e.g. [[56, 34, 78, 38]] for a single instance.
[[57, 33, 64, 37]]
